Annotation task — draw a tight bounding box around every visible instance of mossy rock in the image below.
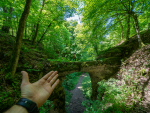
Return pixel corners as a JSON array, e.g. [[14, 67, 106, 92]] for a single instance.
[[102, 57, 121, 65], [141, 30, 150, 44]]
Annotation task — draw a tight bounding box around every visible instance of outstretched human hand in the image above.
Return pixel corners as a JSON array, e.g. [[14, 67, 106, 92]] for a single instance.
[[20, 71, 59, 108]]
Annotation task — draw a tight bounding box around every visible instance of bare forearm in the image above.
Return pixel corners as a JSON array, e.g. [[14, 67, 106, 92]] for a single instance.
[[5, 105, 28, 113]]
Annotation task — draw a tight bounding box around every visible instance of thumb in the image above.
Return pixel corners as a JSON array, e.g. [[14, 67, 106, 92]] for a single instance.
[[21, 71, 30, 84]]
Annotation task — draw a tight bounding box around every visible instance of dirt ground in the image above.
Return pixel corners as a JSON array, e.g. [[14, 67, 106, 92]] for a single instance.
[[116, 44, 150, 113], [67, 73, 88, 113]]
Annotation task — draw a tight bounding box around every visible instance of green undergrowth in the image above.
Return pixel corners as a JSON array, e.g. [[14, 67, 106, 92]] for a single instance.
[[82, 67, 147, 113], [65, 90, 72, 106], [65, 90, 72, 113], [47, 58, 71, 62], [82, 78, 133, 113], [0, 73, 21, 112], [81, 73, 92, 99], [39, 100, 54, 113], [62, 72, 82, 90]]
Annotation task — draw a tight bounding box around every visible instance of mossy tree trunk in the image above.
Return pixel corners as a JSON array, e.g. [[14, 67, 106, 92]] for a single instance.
[[10, 0, 32, 76]]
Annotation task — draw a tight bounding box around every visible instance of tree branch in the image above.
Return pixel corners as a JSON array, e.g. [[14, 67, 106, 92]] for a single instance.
[[120, 0, 129, 12], [131, 0, 136, 11], [140, 2, 145, 13]]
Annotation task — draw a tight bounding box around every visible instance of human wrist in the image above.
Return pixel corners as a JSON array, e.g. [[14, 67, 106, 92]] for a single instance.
[[5, 105, 28, 113], [21, 96, 39, 108], [15, 105, 28, 113], [16, 98, 39, 113]]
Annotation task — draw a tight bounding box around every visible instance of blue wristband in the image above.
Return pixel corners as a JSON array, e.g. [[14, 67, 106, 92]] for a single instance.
[[16, 98, 38, 113]]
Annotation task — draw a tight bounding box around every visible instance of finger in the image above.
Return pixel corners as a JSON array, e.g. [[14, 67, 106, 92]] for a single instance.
[[42, 71, 54, 80], [51, 79, 60, 91], [50, 74, 58, 86], [21, 71, 30, 84], [47, 71, 57, 82]]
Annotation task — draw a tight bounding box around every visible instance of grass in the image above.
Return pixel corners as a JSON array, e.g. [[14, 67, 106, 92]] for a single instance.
[[81, 73, 92, 99]]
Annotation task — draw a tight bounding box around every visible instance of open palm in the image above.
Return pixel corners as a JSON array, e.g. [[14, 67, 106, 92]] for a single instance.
[[20, 71, 59, 108]]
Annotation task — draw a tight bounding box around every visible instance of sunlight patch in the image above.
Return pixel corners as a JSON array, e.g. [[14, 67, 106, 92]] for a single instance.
[[77, 86, 82, 89]]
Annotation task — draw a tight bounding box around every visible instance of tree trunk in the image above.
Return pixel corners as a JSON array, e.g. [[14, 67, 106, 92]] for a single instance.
[[11, 18, 13, 35], [94, 44, 99, 56], [12, 27, 13, 36], [126, 14, 130, 40], [32, 23, 39, 45], [132, 14, 143, 47], [28, 25, 36, 40], [16, 18, 18, 36], [36, 23, 52, 45], [10, 0, 32, 76], [116, 14, 123, 40], [120, 21, 123, 40], [25, 23, 27, 39]]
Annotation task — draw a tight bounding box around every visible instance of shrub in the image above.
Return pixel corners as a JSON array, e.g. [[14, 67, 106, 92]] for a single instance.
[[62, 72, 82, 90], [82, 77, 135, 113], [39, 100, 54, 113]]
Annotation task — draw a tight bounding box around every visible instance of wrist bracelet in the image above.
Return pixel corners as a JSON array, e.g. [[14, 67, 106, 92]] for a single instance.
[[16, 98, 38, 113]]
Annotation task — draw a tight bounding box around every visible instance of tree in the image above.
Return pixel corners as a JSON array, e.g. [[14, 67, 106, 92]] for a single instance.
[[126, 14, 130, 40], [32, 0, 45, 45], [64, 20, 78, 56], [10, 0, 32, 76], [120, 0, 144, 46], [116, 13, 124, 40], [1, 0, 13, 33], [80, 0, 148, 49], [36, 23, 52, 45]]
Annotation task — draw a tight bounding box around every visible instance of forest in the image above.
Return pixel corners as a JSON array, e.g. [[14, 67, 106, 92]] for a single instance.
[[0, 0, 150, 113]]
